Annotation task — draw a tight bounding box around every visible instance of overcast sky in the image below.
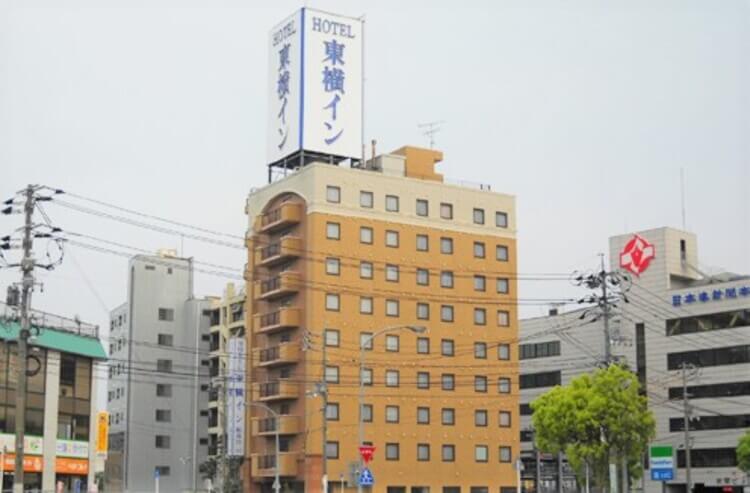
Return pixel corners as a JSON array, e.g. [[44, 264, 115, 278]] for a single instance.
[[2, 0, 748, 339]]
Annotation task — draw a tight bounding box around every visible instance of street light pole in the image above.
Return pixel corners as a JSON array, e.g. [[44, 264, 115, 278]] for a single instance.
[[357, 325, 426, 493], [244, 402, 281, 493]]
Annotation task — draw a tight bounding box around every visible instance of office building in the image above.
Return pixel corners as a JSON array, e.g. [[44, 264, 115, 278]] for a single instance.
[[245, 147, 519, 493], [105, 251, 212, 493]]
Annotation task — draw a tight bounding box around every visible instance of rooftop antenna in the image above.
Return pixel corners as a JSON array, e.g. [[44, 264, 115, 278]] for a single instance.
[[417, 121, 445, 149]]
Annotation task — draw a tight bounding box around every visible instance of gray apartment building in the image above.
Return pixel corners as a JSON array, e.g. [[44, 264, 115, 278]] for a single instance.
[[105, 250, 212, 493], [520, 227, 750, 493]]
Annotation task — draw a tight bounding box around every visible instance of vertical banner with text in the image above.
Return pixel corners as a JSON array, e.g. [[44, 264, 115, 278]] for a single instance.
[[226, 338, 246, 457]]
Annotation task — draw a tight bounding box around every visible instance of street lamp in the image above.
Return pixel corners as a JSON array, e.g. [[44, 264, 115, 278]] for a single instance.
[[244, 401, 281, 493], [357, 325, 427, 493]]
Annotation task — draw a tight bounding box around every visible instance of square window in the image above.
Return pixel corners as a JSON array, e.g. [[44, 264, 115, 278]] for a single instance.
[[156, 384, 172, 397], [441, 339, 455, 356], [155, 409, 171, 422], [499, 446, 512, 463], [360, 191, 374, 208], [496, 211, 508, 228], [498, 378, 511, 394], [474, 308, 487, 326], [386, 370, 400, 387], [440, 203, 453, 220], [386, 443, 400, 460], [325, 366, 339, 384], [474, 242, 486, 258], [474, 342, 487, 359], [326, 403, 340, 421], [361, 368, 373, 386], [386, 230, 399, 247], [324, 329, 340, 347], [157, 360, 172, 373], [497, 310, 510, 327], [496, 278, 509, 294], [360, 297, 374, 315], [158, 308, 174, 322], [326, 186, 341, 203], [325, 294, 340, 311], [326, 222, 340, 240], [499, 411, 511, 427], [362, 404, 373, 422], [441, 305, 454, 322], [360, 226, 373, 244], [475, 445, 488, 462], [441, 408, 455, 425], [417, 407, 430, 424], [417, 302, 430, 320], [440, 237, 453, 254], [417, 372, 430, 389], [386, 195, 400, 212], [325, 257, 340, 275], [475, 410, 488, 427], [386, 335, 400, 352], [360, 332, 374, 350], [157, 334, 173, 347], [442, 444, 455, 462], [440, 271, 454, 288], [416, 199, 429, 217], [386, 264, 399, 282], [417, 269, 430, 286], [155, 435, 171, 449], [326, 441, 339, 459], [475, 376, 488, 393], [496, 245, 509, 261], [386, 299, 400, 317], [441, 374, 455, 391], [416, 234, 429, 252], [498, 344, 510, 360], [386, 405, 400, 423], [360, 261, 373, 279], [417, 337, 430, 354], [473, 208, 485, 225], [474, 276, 486, 292], [417, 443, 430, 461]]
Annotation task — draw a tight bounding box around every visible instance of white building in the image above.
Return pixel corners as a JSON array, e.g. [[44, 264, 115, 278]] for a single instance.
[[520, 227, 750, 493], [105, 251, 212, 493]]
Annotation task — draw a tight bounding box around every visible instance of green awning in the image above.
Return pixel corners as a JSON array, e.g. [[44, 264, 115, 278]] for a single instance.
[[0, 320, 107, 360]]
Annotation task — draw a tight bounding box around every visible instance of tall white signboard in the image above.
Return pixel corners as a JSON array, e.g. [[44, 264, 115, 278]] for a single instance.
[[226, 337, 246, 457], [267, 8, 363, 164]]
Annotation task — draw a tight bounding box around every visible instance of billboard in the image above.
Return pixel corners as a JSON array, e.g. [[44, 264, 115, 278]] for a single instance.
[[96, 411, 109, 456], [226, 337, 246, 457], [267, 8, 363, 164]]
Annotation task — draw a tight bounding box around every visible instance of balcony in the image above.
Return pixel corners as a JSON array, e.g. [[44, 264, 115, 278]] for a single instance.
[[251, 415, 301, 437], [256, 236, 303, 268], [251, 452, 298, 478], [254, 307, 301, 335], [257, 271, 301, 301], [256, 343, 300, 368], [256, 380, 299, 402], [256, 203, 303, 234]]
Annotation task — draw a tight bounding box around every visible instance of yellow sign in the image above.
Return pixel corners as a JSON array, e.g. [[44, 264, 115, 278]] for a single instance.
[[96, 411, 108, 455]]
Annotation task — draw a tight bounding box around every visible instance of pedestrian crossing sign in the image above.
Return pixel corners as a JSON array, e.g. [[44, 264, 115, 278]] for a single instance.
[[359, 468, 374, 486]]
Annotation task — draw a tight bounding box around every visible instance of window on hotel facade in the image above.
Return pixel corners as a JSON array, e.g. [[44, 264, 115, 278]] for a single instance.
[[385, 443, 400, 460], [496, 211, 508, 228], [499, 411, 511, 427], [474, 342, 487, 359], [417, 407, 430, 424], [326, 403, 339, 421], [499, 446, 512, 463], [442, 374, 455, 391], [498, 344, 511, 360], [385, 335, 400, 352], [440, 237, 453, 254], [475, 410, 488, 427], [326, 222, 340, 240], [442, 444, 455, 462], [417, 302, 430, 320], [475, 376, 488, 393], [326, 185, 341, 203], [360, 261, 373, 279], [474, 308, 487, 325], [416, 234, 429, 252], [360, 332, 373, 350], [417, 269, 430, 286], [360, 226, 373, 244], [441, 339, 455, 356], [325, 257, 340, 275], [417, 337, 430, 354], [417, 443, 430, 461], [361, 368, 373, 386], [473, 208, 485, 225], [474, 275, 486, 292], [360, 191, 374, 208], [474, 242, 486, 258], [440, 271, 454, 288], [441, 305, 454, 322], [325, 294, 340, 311], [386, 299, 400, 317], [497, 278, 509, 294], [496, 245, 509, 261], [498, 378, 511, 394], [386, 195, 400, 212], [386, 405, 400, 423], [441, 408, 455, 425], [325, 329, 340, 347], [362, 404, 373, 422], [386, 370, 400, 387], [385, 264, 399, 282], [360, 297, 374, 315], [440, 203, 453, 220], [416, 199, 429, 217], [325, 366, 340, 384], [326, 441, 339, 459], [497, 310, 510, 327], [385, 230, 399, 247], [475, 445, 489, 462]]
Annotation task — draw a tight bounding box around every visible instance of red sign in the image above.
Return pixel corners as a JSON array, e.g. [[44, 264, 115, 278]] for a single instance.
[[620, 234, 655, 276], [358, 445, 375, 464]]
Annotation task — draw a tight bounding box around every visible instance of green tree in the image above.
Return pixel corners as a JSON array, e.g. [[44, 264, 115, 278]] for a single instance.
[[531, 364, 655, 491], [738, 430, 750, 473]]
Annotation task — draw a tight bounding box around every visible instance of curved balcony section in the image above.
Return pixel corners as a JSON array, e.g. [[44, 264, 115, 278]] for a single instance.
[[255, 380, 300, 402], [255, 203, 303, 234], [251, 415, 301, 437], [256, 236, 303, 268], [251, 452, 298, 478], [257, 271, 301, 301], [254, 307, 301, 335], [255, 342, 300, 368]]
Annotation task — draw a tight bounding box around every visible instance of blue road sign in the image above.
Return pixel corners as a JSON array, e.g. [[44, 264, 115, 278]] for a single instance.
[[651, 469, 673, 481], [359, 468, 374, 486]]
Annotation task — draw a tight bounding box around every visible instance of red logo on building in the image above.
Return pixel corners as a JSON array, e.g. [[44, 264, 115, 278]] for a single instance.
[[619, 234, 655, 276]]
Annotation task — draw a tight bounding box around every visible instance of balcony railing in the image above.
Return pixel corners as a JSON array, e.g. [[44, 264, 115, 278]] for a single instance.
[[257, 272, 300, 300], [255, 307, 301, 334], [251, 452, 298, 478], [256, 343, 300, 367], [259, 346, 280, 363], [257, 380, 299, 401], [256, 203, 302, 234]]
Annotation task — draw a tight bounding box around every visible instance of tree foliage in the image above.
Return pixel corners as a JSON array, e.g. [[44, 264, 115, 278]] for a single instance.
[[738, 430, 750, 473], [531, 364, 655, 488]]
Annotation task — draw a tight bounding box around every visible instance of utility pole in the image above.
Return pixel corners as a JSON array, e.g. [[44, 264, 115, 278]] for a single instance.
[[13, 185, 35, 493], [599, 254, 612, 364], [321, 342, 328, 493], [682, 363, 692, 493]]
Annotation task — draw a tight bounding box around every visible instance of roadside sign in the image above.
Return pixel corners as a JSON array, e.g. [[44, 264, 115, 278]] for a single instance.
[[650, 445, 674, 481], [359, 468, 374, 486], [359, 445, 376, 464]]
